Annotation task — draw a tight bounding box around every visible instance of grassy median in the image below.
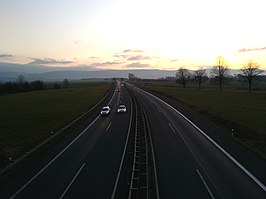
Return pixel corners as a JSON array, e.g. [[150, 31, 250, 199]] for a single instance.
[[0, 81, 112, 165], [140, 82, 266, 158]]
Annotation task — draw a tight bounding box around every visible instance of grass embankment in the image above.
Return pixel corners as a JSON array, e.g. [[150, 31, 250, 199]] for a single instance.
[[140, 83, 266, 158], [0, 82, 111, 165]]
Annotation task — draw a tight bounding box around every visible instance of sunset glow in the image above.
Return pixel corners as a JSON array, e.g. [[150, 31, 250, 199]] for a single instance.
[[1, 0, 266, 70]]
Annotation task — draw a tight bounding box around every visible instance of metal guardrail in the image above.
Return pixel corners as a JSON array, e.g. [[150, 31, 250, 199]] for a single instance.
[[108, 84, 160, 199]]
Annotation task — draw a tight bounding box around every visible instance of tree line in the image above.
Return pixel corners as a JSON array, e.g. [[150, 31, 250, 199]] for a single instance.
[[0, 75, 70, 95], [175, 57, 264, 92]]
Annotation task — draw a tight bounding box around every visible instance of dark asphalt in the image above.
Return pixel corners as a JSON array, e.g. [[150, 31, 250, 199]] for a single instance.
[[1, 82, 266, 199], [0, 82, 132, 198], [128, 84, 266, 199]]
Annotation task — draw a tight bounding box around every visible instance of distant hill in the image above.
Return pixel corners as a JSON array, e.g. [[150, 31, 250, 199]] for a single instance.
[[0, 62, 178, 81], [0, 62, 265, 81], [33, 70, 176, 80]]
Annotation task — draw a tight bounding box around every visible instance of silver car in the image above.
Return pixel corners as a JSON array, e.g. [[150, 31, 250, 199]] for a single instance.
[[100, 106, 111, 116], [117, 105, 126, 113]]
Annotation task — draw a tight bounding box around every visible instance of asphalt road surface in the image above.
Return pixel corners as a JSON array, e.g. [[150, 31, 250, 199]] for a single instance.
[[1, 82, 266, 199], [1, 82, 132, 198], [127, 84, 266, 199]]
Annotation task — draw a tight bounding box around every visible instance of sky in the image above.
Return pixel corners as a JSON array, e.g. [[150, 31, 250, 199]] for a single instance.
[[1, 0, 266, 70]]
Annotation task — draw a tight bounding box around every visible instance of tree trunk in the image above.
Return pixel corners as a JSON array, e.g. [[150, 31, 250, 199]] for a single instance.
[[182, 78, 186, 88], [219, 78, 222, 91], [248, 80, 252, 92]]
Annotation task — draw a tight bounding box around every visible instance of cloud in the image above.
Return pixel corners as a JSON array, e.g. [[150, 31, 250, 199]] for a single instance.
[[122, 49, 144, 53], [123, 49, 132, 53], [0, 54, 13, 59], [29, 58, 73, 65], [74, 40, 91, 48], [91, 61, 123, 67], [132, 50, 144, 53], [170, 59, 179, 62], [127, 55, 151, 61], [114, 49, 147, 59], [238, 47, 266, 52], [124, 62, 152, 68], [113, 54, 128, 59]]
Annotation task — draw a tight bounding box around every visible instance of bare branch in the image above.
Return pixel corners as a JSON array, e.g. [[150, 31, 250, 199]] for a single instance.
[[176, 67, 191, 88], [194, 67, 206, 90], [241, 60, 262, 92], [211, 56, 229, 91]]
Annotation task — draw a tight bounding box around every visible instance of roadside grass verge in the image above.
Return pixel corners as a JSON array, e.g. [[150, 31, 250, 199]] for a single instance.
[[140, 83, 266, 158], [0, 82, 111, 165]]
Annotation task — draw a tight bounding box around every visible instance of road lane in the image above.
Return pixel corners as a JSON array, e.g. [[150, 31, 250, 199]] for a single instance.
[[128, 84, 266, 199], [130, 86, 212, 198], [59, 84, 132, 198], [2, 81, 266, 199], [61, 107, 132, 198], [150, 90, 266, 198], [2, 82, 133, 199]]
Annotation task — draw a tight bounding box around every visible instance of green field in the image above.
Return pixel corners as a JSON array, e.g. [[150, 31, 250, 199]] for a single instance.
[[141, 79, 266, 92], [139, 81, 266, 157], [0, 81, 112, 164]]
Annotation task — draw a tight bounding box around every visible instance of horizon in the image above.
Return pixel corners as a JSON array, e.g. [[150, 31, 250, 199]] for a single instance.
[[1, 62, 265, 82], [1, 0, 266, 70]]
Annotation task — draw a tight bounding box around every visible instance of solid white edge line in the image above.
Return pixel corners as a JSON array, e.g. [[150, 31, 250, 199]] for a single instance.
[[10, 84, 119, 198], [1, 87, 110, 174], [134, 86, 266, 193], [196, 169, 215, 199], [59, 163, 86, 199], [9, 116, 100, 199], [111, 87, 133, 199]]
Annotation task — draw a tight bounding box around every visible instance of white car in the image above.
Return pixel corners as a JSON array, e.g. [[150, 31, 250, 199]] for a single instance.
[[117, 105, 126, 113], [100, 106, 111, 116]]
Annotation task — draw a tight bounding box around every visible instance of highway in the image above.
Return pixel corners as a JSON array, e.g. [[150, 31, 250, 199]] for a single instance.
[[1, 82, 133, 198], [0, 81, 266, 199], [127, 84, 266, 199]]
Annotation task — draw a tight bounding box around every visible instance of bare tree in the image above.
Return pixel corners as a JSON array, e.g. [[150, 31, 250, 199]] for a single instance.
[[194, 67, 206, 90], [63, 79, 70, 88], [128, 73, 140, 82], [16, 75, 25, 85], [16, 75, 26, 89], [176, 67, 190, 88], [128, 73, 135, 81], [211, 56, 229, 91], [241, 60, 262, 92]]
